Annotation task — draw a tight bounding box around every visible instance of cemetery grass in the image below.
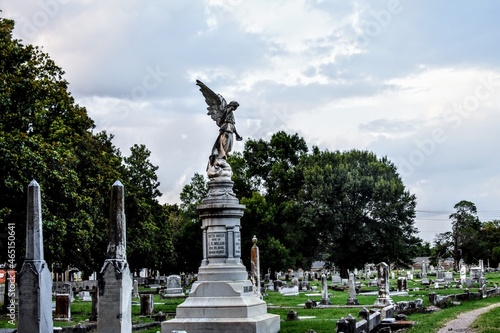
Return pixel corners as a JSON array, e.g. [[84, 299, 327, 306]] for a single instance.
[[2, 273, 500, 331], [2, 292, 500, 333], [470, 304, 500, 333], [404, 297, 500, 333]]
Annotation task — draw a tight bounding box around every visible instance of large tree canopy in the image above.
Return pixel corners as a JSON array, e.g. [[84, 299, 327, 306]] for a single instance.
[[434, 200, 484, 271], [300, 149, 418, 276], [0, 17, 173, 276], [0, 17, 111, 274], [180, 132, 421, 277]]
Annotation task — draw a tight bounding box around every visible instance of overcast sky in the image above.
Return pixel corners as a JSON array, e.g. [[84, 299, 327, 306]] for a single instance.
[[4, 0, 500, 243]]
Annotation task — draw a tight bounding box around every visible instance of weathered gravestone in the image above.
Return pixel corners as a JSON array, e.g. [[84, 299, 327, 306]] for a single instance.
[[397, 277, 408, 292], [346, 272, 359, 305], [133, 279, 139, 298], [460, 262, 467, 285], [141, 294, 154, 315], [279, 284, 299, 296], [97, 181, 132, 333], [421, 261, 429, 285], [374, 262, 393, 307], [18, 180, 53, 333], [54, 294, 71, 321], [81, 291, 92, 302], [89, 290, 98, 321], [470, 267, 482, 283], [251, 235, 262, 298], [320, 274, 331, 305], [331, 274, 342, 285], [163, 275, 184, 298], [436, 262, 444, 280]]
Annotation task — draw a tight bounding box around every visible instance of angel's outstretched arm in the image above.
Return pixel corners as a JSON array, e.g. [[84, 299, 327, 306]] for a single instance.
[[234, 127, 243, 141]]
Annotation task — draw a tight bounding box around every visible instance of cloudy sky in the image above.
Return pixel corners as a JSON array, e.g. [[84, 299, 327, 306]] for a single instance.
[[4, 0, 500, 243]]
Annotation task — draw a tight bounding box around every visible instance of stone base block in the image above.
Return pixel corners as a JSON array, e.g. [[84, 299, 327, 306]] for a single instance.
[[162, 280, 280, 333], [373, 297, 394, 307], [18, 260, 53, 333], [161, 313, 280, 333], [346, 298, 359, 305]]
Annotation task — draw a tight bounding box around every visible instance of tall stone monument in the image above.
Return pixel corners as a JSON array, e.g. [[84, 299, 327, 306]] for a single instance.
[[97, 180, 132, 333], [251, 235, 262, 299], [460, 261, 467, 285], [162, 81, 280, 333], [18, 180, 53, 333], [421, 261, 429, 285], [373, 262, 393, 307], [346, 272, 359, 305], [320, 274, 331, 305]]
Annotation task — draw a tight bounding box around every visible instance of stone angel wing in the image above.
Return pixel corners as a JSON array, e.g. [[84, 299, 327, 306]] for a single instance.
[[196, 80, 227, 127]]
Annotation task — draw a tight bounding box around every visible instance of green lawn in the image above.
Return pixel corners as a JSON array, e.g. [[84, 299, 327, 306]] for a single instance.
[[470, 305, 500, 333], [1, 272, 500, 332]]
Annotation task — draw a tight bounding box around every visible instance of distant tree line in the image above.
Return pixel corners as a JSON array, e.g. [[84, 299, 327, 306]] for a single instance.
[[432, 200, 500, 270]]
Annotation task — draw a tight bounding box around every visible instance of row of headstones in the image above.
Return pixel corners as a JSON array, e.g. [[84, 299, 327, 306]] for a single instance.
[[277, 262, 395, 308], [271, 260, 489, 308], [16, 180, 134, 333], [52, 281, 175, 322], [421, 261, 487, 287], [274, 270, 323, 282]]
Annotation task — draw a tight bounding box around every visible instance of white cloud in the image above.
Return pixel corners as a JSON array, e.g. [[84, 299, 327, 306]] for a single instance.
[[3, 0, 500, 242]]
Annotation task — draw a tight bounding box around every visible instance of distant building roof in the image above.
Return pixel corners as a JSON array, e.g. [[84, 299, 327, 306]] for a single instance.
[[413, 256, 431, 263]]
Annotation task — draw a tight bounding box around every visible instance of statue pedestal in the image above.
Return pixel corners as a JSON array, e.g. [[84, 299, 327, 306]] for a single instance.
[[162, 177, 280, 333]]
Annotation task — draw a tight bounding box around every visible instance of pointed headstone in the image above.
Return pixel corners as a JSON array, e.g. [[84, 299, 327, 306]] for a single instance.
[[97, 180, 132, 333], [107, 180, 126, 259], [421, 261, 429, 285], [346, 273, 359, 305], [251, 235, 262, 299], [320, 274, 331, 305], [18, 180, 53, 333]]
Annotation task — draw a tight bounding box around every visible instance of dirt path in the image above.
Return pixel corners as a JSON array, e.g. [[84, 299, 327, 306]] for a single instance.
[[437, 303, 500, 333]]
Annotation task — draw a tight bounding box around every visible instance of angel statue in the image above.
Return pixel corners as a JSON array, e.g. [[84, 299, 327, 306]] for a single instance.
[[196, 80, 243, 178]]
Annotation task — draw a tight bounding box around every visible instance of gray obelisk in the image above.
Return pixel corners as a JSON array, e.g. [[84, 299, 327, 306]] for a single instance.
[[18, 180, 53, 333], [97, 181, 132, 333]]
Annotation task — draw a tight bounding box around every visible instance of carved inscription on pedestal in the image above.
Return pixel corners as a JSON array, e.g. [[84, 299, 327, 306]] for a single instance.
[[234, 232, 241, 257], [208, 232, 226, 257]]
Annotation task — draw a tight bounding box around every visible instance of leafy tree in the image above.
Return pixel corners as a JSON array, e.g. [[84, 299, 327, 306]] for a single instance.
[[179, 173, 208, 223], [431, 231, 453, 266], [0, 17, 120, 275], [414, 241, 432, 257], [239, 132, 310, 274], [0, 18, 169, 278], [243, 131, 308, 197], [158, 203, 182, 274], [180, 132, 421, 279], [479, 220, 500, 268], [492, 247, 500, 268], [123, 144, 170, 275], [300, 149, 418, 277], [449, 200, 483, 270], [175, 173, 208, 273]]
